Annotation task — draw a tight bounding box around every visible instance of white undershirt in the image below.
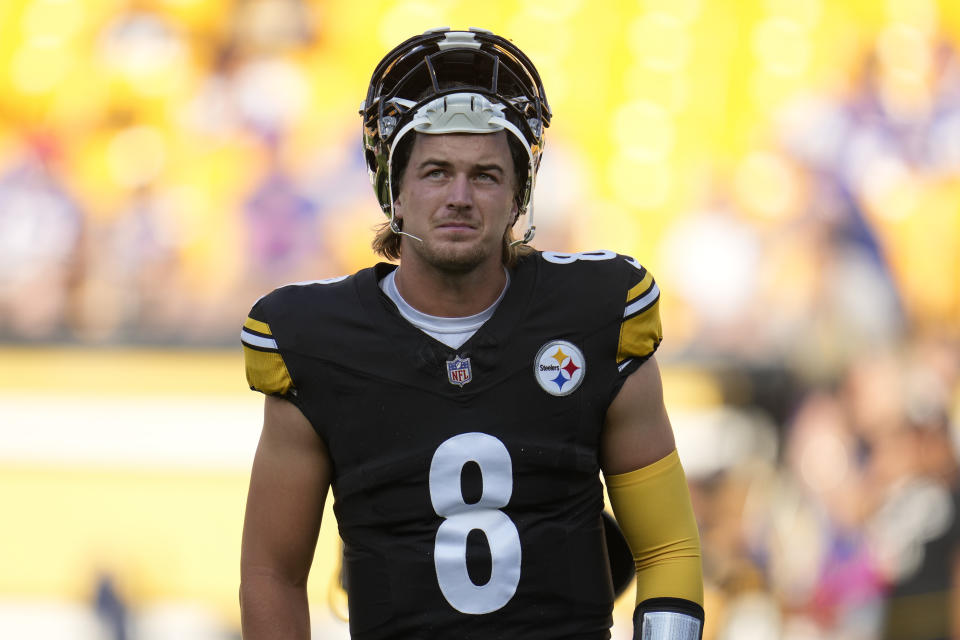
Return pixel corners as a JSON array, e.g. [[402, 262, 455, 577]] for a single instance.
[[379, 268, 510, 349]]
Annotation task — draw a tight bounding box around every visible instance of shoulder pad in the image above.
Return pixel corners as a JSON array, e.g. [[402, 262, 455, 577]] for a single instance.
[[241, 274, 357, 395], [533, 250, 662, 370]]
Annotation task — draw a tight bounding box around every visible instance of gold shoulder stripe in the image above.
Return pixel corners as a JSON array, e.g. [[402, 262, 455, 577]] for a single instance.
[[625, 271, 654, 305], [624, 282, 660, 319], [243, 316, 272, 336]]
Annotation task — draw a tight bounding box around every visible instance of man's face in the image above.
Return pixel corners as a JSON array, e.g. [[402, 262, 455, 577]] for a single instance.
[[395, 132, 518, 274]]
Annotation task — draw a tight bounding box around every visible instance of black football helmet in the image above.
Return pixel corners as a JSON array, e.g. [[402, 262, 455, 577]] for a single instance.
[[360, 27, 551, 244]]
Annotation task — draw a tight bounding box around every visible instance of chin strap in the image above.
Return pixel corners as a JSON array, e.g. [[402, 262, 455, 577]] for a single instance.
[[388, 213, 423, 243], [633, 598, 704, 640]]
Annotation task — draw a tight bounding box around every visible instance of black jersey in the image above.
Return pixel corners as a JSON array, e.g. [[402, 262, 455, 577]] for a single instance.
[[242, 250, 662, 639]]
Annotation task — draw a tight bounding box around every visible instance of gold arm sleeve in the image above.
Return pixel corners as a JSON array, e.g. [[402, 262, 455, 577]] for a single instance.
[[605, 449, 704, 607]]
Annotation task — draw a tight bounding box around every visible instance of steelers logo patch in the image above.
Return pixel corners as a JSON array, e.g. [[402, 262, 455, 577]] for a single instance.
[[534, 340, 586, 396]]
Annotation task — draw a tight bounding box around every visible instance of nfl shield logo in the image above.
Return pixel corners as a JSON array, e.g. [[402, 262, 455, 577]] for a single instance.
[[446, 356, 472, 387]]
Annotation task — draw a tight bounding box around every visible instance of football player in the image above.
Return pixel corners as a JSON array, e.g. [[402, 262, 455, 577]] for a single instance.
[[240, 28, 704, 640]]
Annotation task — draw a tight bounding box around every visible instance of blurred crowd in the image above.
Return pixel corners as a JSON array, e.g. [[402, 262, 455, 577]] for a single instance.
[[683, 339, 959, 640], [0, 0, 370, 344], [660, 33, 960, 640], [1, 1, 959, 639]]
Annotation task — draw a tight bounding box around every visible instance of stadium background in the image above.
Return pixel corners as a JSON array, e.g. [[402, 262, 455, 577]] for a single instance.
[[1, 0, 959, 638]]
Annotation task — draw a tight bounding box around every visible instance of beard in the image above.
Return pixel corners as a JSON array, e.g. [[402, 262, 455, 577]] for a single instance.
[[412, 234, 498, 274]]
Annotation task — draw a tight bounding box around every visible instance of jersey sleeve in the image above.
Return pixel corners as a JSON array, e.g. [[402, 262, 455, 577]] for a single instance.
[[616, 260, 663, 376], [241, 298, 296, 397]]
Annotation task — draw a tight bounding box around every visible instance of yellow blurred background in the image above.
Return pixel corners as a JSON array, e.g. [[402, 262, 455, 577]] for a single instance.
[[1, 0, 959, 638]]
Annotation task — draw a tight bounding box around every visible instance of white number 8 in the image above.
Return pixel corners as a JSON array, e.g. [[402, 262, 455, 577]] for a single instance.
[[429, 432, 521, 614]]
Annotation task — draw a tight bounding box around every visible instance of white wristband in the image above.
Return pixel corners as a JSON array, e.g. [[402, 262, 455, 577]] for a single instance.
[[640, 610, 702, 640]]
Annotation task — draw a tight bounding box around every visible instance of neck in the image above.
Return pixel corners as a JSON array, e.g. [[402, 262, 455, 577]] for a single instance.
[[393, 259, 507, 317]]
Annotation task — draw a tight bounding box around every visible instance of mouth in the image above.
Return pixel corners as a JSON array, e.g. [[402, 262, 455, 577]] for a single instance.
[[435, 220, 478, 232]]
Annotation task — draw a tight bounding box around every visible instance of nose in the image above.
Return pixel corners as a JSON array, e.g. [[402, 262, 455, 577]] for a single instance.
[[445, 173, 473, 210]]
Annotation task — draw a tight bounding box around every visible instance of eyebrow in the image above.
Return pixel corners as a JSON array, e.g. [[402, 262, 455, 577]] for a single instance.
[[417, 159, 506, 174]]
